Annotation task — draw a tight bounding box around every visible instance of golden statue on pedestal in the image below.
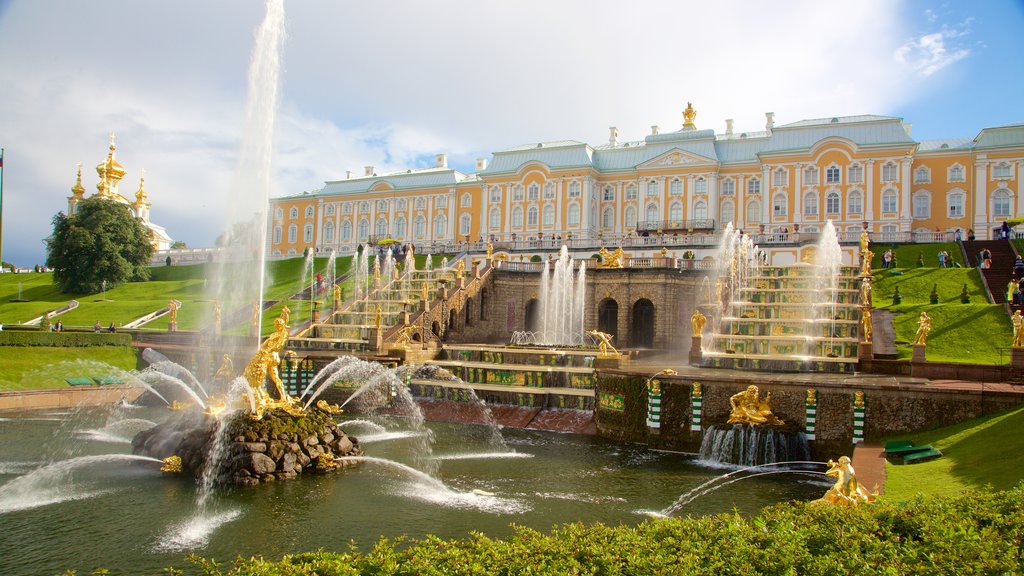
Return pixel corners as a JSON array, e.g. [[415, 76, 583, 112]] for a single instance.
[[691, 309, 706, 337], [860, 278, 872, 307], [167, 300, 178, 324], [859, 229, 870, 254], [242, 306, 303, 419], [1013, 310, 1024, 348], [455, 259, 466, 278], [818, 456, 876, 506], [586, 329, 619, 358], [727, 385, 784, 426], [598, 247, 626, 268], [913, 311, 932, 345], [860, 248, 874, 276], [213, 354, 234, 381], [860, 308, 873, 344], [486, 243, 493, 261]]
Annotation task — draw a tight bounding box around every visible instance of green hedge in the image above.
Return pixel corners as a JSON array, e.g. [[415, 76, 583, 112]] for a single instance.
[[168, 486, 1024, 575], [0, 331, 131, 347]]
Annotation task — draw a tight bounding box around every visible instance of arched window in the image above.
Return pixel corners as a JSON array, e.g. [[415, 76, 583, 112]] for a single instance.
[[747, 177, 760, 195], [323, 221, 334, 242], [624, 205, 637, 228], [357, 219, 369, 241], [625, 184, 637, 200], [914, 166, 931, 184], [459, 213, 472, 235], [720, 200, 735, 226], [721, 179, 735, 196], [646, 203, 659, 222], [512, 206, 524, 227], [341, 220, 352, 241], [670, 179, 682, 196], [273, 225, 282, 244], [394, 217, 406, 239], [847, 190, 863, 215], [993, 189, 1012, 217], [489, 187, 501, 202], [647, 180, 659, 197], [826, 165, 841, 184], [848, 164, 864, 184], [948, 164, 965, 183], [489, 207, 501, 229], [772, 168, 787, 187], [375, 217, 388, 237], [993, 162, 1013, 179], [542, 205, 554, 227], [512, 185, 524, 201], [461, 192, 472, 207], [303, 224, 314, 243], [567, 203, 580, 226], [948, 190, 965, 217], [274, 208, 283, 220], [913, 191, 931, 219], [544, 183, 556, 199], [414, 216, 426, 238], [772, 194, 787, 217], [693, 201, 707, 221], [694, 177, 707, 194], [803, 166, 819, 186], [289, 207, 298, 219], [528, 184, 539, 201], [803, 192, 818, 217], [527, 206, 539, 227], [746, 200, 761, 224], [669, 202, 683, 222], [882, 189, 898, 213], [568, 181, 581, 197], [305, 206, 315, 218], [602, 207, 614, 229], [825, 191, 841, 216], [433, 213, 447, 238], [881, 162, 898, 182]]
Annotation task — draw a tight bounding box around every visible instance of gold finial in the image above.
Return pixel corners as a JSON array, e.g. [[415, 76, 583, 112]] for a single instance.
[[135, 170, 148, 204], [71, 163, 86, 198], [683, 102, 697, 129]]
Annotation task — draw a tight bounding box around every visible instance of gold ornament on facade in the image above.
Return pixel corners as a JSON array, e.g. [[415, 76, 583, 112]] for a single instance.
[[818, 456, 876, 506], [727, 385, 784, 426], [682, 102, 697, 129], [586, 329, 619, 358]]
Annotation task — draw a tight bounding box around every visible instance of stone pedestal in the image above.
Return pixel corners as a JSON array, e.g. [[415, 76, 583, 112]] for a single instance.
[[593, 355, 622, 370], [168, 322, 177, 333], [689, 335, 703, 366], [1012, 347, 1024, 369], [911, 343, 927, 363], [858, 341, 873, 361], [369, 327, 383, 354]]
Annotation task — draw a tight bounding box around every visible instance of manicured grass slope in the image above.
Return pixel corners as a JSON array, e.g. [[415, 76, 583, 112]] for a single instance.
[[885, 406, 1024, 500], [870, 241, 965, 269], [0, 346, 139, 390]]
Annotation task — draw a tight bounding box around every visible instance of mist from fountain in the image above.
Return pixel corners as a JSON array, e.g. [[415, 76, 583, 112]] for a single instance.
[[813, 221, 843, 356], [141, 348, 209, 399], [658, 460, 827, 516], [529, 246, 587, 346]]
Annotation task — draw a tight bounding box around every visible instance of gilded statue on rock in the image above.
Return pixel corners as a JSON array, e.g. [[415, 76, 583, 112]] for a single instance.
[[818, 455, 876, 506], [242, 306, 303, 419], [860, 308, 873, 344], [727, 385, 784, 426]]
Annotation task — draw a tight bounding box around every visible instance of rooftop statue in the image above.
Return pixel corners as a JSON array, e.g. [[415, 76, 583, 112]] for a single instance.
[[727, 385, 784, 426], [819, 455, 876, 506]]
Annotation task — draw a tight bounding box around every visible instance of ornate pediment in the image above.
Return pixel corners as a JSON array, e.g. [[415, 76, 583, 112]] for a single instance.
[[639, 148, 717, 170]]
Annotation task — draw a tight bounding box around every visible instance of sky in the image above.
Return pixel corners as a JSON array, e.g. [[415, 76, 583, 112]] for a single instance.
[[0, 0, 1021, 266]]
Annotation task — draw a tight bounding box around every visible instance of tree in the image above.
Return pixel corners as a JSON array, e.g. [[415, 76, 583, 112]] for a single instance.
[[170, 240, 187, 249], [45, 198, 154, 294]]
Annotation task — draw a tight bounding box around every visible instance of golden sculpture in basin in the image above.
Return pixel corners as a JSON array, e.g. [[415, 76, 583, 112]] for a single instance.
[[819, 455, 876, 506], [727, 385, 784, 426], [586, 329, 619, 358], [242, 306, 304, 419]]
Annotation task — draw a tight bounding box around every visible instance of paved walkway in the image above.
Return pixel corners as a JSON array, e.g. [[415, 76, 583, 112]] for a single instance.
[[852, 443, 886, 495]]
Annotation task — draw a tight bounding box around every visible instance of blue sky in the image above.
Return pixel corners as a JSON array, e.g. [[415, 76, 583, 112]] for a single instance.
[[0, 0, 1021, 266]]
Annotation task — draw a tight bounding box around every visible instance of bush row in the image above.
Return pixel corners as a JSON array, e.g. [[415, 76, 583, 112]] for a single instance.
[[0, 331, 132, 347], [163, 486, 1024, 576]]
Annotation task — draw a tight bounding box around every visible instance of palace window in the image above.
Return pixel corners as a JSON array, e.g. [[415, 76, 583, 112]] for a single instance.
[[460, 213, 471, 235], [341, 221, 352, 241], [721, 179, 735, 196], [601, 207, 614, 229], [512, 206, 524, 227], [289, 207, 298, 219], [746, 200, 761, 224], [948, 164, 966, 183], [747, 177, 760, 195], [304, 224, 314, 243], [603, 185, 615, 201], [994, 189, 1012, 217], [625, 184, 637, 200], [994, 162, 1013, 179], [772, 193, 787, 217], [461, 193, 472, 208], [397, 199, 407, 211], [490, 186, 502, 203], [288, 224, 297, 243], [803, 192, 819, 217], [848, 164, 864, 184], [489, 207, 501, 229], [326, 205, 336, 216], [948, 191, 965, 217], [803, 166, 819, 186], [825, 191, 841, 216], [669, 202, 683, 222], [694, 177, 707, 195], [324, 221, 334, 242], [394, 217, 406, 238], [343, 204, 352, 214], [376, 200, 388, 212], [359, 201, 369, 213], [624, 206, 637, 228], [847, 190, 863, 215], [415, 197, 426, 210], [568, 181, 581, 197], [433, 213, 447, 238], [544, 183, 556, 199], [527, 206, 538, 227], [913, 191, 930, 219], [542, 205, 554, 227], [436, 195, 448, 208], [772, 168, 788, 187], [720, 200, 735, 226], [670, 178, 683, 196], [273, 226, 282, 244], [882, 189, 898, 213], [528, 184, 540, 201], [513, 185, 524, 201], [413, 216, 426, 239], [305, 206, 315, 218], [914, 166, 931, 184], [693, 200, 707, 221], [881, 162, 898, 182], [647, 181, 659, 197], [275, 208, 284, 220], [826, 165, 841, 185], [375, 217, 388, 237], [357, 219, 369, 241], [646, 203, 659, 222], [567, 203, 580, 226]]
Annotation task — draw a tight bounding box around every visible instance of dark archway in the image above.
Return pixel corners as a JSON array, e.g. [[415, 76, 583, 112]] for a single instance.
[[431, 321, 440, 340], [630, 299, 655, 348], [597, 298, 619, 342], [524, 298, 540, 332], [449, 309, 458, 335], [464, 297, 473, 326], [479, 288, 487, 321]]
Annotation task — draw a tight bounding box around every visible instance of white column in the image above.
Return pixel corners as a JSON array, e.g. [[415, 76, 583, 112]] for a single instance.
[[793, 164, 802, 226], [480, 184, 488, 238], [865, 160, 875, 224], [900, 156, 913, 232], [448, 189, 456, 242], [504, 185, 512, 240], [761, 165, 770, 227], [316, 198, 325, 249], [616, 180, 623, 233], [975, 160, 989, 237], [556, 178, 563, 230], [737, 174, 746, 230], [707, 173, 719, 228]]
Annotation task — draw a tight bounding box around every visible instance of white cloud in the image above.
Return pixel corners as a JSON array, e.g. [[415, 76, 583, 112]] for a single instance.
[[895, 18, 973, 77], [0, 0, 972, 265]]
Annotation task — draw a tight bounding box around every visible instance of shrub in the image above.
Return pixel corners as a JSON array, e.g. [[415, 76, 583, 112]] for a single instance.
[[0, 331, 131, 347]]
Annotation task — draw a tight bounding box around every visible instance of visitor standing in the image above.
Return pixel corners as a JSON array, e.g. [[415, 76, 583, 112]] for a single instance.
[[968, 229, 976, 241], [954, 229, 962, 242], [882, 249, 893, 269], [938, 251, 946, 268]]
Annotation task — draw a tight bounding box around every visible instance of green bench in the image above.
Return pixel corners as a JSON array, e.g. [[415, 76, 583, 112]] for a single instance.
[[885, 440, 942, 464], [92, 377, 125, 386], [65, 377, 95, 386], [902, 448, 943, 464]]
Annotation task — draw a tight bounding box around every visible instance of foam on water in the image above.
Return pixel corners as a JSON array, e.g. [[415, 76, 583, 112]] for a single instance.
[[0, 461, 41, 475], [357, 431, 428, 443], [434, 452, 534, 461], [337, 419, 387, 433], [156, 508, 243, 552]]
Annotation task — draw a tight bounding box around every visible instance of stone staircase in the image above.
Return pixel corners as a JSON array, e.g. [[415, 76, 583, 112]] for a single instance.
[[962, 239, 1018, 305]]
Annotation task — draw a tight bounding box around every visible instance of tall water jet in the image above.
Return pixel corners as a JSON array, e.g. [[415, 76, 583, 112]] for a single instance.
[[534, 246, 586, 346]]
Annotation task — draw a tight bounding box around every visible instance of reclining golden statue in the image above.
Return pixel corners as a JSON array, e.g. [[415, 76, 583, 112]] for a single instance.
[[727, 385, 784, 426]]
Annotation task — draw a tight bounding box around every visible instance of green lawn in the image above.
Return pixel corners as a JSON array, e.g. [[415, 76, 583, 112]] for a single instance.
[[884, 405, 1024, 500], [0, 346, 139, 390], [870, 242, 965, 269]]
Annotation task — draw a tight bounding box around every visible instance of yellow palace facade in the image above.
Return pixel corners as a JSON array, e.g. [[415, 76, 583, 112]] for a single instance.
[[269, 106, 1024, 257]]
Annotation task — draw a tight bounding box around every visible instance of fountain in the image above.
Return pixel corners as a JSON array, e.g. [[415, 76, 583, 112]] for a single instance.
[[511, 246, 587, 346], [700, 220, 860, 373]]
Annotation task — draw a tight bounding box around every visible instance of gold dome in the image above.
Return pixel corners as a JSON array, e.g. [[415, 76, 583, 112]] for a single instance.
[[70, 163, 86, 198], [96, 133, 126, 196], [134, 171, 149, 205]]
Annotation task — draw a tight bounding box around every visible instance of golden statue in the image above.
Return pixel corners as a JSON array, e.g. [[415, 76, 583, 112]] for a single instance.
[[860, 308, 873, 344], [818, 456, 876, 506], [806, 388, 817, 404], [912, 311, 931, 345], [333, 284, 341, 307], [860, 248, 874, 276], [213, 301, 222, 330], [214, 354, 234, 381], [242, 306, 302, 418], [167, 300, 178, 323], [727, 385, 784, 426], [859, 230, 870, 254], [421, 281, 429, 301], [692, 382, 702, 398], [682, 102, 697, 129], [375, 304, 383, 330], [372, 257, 381, 285], [691, 309, 706, 337], [1013, 310, 1024, 348], [250, 301, 260, 329], [392, 325, 418, 349], [586, 329, 619, 358], [860, 278, 871, 307], [160, 455, 182, 474], [598, 246, 626, 268], [486, 243, 493, 260]]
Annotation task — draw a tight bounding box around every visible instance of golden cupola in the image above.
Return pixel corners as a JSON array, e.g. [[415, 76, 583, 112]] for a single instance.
[[95, 132, 127, 197], [134, 171, 149, 204], [70, 163, 86, 199]]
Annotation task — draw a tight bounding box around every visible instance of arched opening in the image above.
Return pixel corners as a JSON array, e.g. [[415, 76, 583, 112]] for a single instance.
[[597, 298, 619, 343], [448, 309, 457, 336], [630, 299, 655, 348], [524, 299, 540, 332], [464, 298, 473, 326], [479, 288, 487, 321], [431, 321, 440, 340]]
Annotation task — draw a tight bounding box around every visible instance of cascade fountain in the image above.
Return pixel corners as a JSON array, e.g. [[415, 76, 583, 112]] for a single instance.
[[513, 246, 587, 346], [699, 220, 860, 373]]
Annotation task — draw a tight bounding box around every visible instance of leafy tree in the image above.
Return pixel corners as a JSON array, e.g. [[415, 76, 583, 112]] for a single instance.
[[170, 240, 187, 249], [45, 198, 154, 294]]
